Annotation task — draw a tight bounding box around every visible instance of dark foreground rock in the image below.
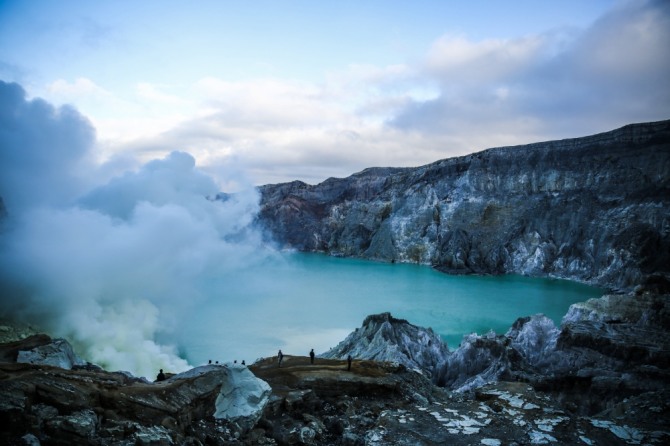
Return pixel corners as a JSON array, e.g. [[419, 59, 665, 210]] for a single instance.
[[0, 342, 271, 445], [1, 288, 668, 444], [257, 120, 670, 291], [250, 355, 669, 445]]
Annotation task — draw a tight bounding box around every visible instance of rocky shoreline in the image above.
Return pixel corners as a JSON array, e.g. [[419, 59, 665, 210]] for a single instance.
[[257, 120, 670, 292]]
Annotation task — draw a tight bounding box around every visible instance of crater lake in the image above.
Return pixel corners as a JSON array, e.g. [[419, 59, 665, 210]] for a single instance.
[[167, 252, 603, 366]]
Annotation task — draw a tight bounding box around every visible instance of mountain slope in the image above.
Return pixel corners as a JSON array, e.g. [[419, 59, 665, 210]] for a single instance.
[[258, 120, 670, 290]]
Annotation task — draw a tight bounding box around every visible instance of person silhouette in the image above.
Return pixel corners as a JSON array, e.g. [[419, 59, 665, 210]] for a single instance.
[[278, 349, 284, 367], [347, 355, 352, 371], [310, 348, 315, 364], [156, 369, 166, 382]]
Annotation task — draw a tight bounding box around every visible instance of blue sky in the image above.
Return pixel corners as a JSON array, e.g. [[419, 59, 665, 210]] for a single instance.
[[1, 0, 669, 186]]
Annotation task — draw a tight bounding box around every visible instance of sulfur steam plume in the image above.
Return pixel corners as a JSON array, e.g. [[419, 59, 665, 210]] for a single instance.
[[0, 81, 269, 378]]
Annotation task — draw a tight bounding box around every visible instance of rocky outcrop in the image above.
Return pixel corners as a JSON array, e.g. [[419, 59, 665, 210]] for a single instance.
[[15, 336, 87, 370], [0, 338, 272, 445], [320, 312, 449, 381], [213, 364, 272, 432], [2, 318, 668, 445], [435, 292, 670, 416], [257, 120, 670, 290], [249, 355, 669, 445]]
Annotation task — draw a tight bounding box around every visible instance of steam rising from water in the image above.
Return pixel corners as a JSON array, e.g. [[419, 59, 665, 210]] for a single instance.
[[0, 81, 270, 378]]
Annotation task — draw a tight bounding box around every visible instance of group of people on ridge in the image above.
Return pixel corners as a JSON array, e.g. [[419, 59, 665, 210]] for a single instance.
[[156, 348, 355, 383], [277, 348, 353, 371]]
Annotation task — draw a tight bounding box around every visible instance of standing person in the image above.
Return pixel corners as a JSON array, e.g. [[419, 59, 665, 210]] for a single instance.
[[278, 349, 284, 367], [309, 348, 315, 364], [347, 355, 352, 371]]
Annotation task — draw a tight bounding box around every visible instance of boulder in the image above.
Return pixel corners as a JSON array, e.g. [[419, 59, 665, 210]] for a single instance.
[[17, 338, 86, 370], [213, 364, 272, 433]]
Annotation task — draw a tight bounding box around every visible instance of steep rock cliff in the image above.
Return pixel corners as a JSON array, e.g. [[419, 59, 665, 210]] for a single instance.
[[320, 312, 449, 380], [258, 120, 670, 290]]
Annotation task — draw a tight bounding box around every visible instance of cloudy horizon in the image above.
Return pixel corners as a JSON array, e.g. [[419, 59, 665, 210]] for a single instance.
[[1, 0, 669, 188]]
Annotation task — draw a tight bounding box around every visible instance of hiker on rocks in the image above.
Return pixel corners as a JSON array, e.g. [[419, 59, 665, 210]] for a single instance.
[[156, 369, 166, 382], [310, 348, 315, 364], [278, 349, 284, 367], [347, 355, 352, 371]]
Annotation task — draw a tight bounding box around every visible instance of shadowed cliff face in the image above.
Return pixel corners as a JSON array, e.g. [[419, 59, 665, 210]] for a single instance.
[[257, 120, 670, 290]]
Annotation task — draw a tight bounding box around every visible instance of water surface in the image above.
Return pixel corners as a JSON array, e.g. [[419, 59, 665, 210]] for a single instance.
[[170, 252, 602, 365]]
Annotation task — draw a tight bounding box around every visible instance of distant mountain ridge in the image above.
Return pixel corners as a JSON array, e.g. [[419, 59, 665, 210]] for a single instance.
[[257, 120, 670, 291]]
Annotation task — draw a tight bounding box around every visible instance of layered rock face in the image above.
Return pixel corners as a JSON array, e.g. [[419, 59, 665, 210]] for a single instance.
[[0, 336, 272, 445], [320, 312, 449, 380], [258, 120, 670, 290]]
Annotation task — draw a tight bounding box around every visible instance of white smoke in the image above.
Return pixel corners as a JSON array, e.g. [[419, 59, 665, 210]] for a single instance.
[[0, 81, 269, 378]]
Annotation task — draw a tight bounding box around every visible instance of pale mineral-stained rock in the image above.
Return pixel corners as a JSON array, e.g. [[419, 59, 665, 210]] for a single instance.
[[257, 120, 670, 291], [320, 312, 450, 380], [17, 337, 86, 370], [213, 364, 272, 433]]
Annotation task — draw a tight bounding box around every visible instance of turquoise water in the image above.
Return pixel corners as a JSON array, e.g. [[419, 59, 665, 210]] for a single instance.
[[170, 252, 602, 366]]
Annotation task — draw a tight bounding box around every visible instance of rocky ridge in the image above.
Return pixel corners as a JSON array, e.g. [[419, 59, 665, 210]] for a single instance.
[[316, 292, 669, 417], [0, 335, 273, 445], [257, 120, 670, 291], [4, 292, 667, 445], [320, 312, 449, 380]]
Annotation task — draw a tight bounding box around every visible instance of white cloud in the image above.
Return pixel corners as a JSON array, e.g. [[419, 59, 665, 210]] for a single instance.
[[36, 1, 669, 188], [48, 77, 113, 98], [135, 82, 184, 104], [424, 34, 547, 84], [391, 0, 670, 142], [0, 82, 270, 377]]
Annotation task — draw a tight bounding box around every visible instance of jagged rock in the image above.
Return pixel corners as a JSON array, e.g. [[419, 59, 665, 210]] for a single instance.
[[213, 364, 272, 433], [43, 408, 98, 443], [16, 337, 86, 370], [320, 312, 449, 380], [436, 330, 511, 392], [0, 358, 270, 444], [1, 322, 669, 445], [250, 357, 669, 445], [19, 433, 40, 446], [133, 425, 175, 445], [434, 293, 670, 417], [257, 120, 670, 291]]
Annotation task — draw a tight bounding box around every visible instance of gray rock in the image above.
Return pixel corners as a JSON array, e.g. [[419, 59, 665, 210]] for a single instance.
[[257, 120, 670, 291], [320, 312, 449, 380], [17, 337, 86, 369], [19, 433, 40, 446], [213, 364, 272, 433], [134, 425, 174, 445]]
